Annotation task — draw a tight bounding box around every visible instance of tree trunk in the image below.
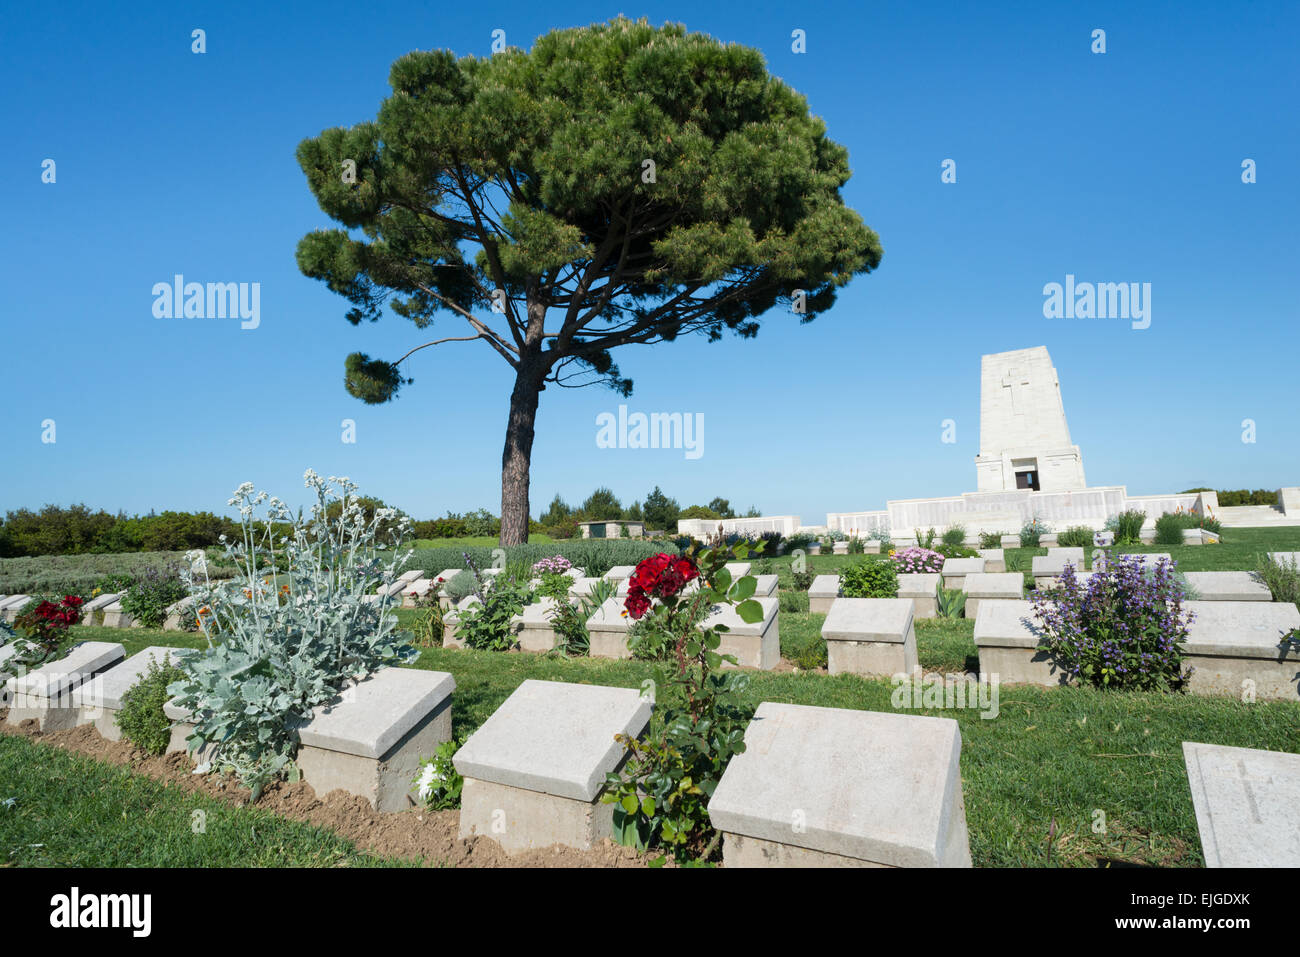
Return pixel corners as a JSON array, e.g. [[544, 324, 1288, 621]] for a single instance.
[[499, 358, 545, 546]]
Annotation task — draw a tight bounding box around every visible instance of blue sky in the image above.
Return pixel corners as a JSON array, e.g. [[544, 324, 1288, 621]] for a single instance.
[[3, 1, 1297, 523]]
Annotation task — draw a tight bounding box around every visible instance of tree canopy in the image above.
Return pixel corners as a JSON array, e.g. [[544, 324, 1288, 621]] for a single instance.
[[296, 17, 882, 543]]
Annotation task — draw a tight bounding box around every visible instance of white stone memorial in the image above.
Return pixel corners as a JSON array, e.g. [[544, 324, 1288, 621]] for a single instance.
[[708, 703, 972, 867], [941, 557, 985, 590], [972, 599, 1067, 686], [962, 572, 1024, 618], [1182, 572, 1271, 602], [453, 680, 652, 853], [1183, 741, 1300, 867], [1182, 601, 1300, 701], [898, 573, 942, 619], [296, 667, 455, 812], [974, 346, 1086, 493], [821, 598, 917, 678], [808, 575, 841, 615], [4, 642, 125, 731]]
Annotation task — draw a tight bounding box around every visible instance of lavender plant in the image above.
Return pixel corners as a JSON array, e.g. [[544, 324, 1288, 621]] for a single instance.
[[167, 471, 416, 798], [1032, 554, 1193, 691]]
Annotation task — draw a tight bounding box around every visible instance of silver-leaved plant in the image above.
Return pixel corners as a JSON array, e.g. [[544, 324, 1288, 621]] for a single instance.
[[167, 470, 417, 798]]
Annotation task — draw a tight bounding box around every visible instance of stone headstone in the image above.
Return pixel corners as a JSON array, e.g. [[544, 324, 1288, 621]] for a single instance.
[[808, 575, 841, 615], [296, 667, 455, 812], [1181, 572, 1271, 602], [5, 641, 125, 732], [962, 572, 1024, 618], [1182, 601, 1300, 701], [941, 557, 985, 590], [708, 702, 972, 867], [1183, 741, 1300, 867], [898, 573, 942, 619], [821, 597, 917, 677], [973, 599, 1066, 687], [78, 646, 191, 740], [453, 679, 652, 853]]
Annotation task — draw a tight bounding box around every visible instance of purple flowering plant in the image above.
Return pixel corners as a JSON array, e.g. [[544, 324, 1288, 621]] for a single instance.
[[892, 546, 945, 575], [1032, 554, 1194, 691]]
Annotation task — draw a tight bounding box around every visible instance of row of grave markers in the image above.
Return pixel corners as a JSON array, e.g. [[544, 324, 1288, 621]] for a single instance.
[[2, 645, 1294, 866]]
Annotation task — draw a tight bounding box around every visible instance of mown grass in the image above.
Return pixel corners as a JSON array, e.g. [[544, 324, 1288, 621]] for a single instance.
[[0, 734, 420, 867], [35, 599, 1300, 868]]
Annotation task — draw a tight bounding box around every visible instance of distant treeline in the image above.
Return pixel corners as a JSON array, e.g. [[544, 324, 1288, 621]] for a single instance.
[[2, 484, 762, 557], [1180, 488, 1279, 507]]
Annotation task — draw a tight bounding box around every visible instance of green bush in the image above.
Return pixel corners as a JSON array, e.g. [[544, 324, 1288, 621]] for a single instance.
[[1057, 526, 1093, 548], [457, 576, 531, 651], [840, 558, 898, 598], [119, 565, 188, 628], [1020, 518, 1051, 548], [1257, 554, 1300, 611], [847, 536, 865, 554], [978, 531, 1003, 550], [940, 524, 967, 548], [116, 655, 187, 755], [533, 571, 572, 602], [442, 570, 477, 603], [937, 544, 979, 559], [1153, 512, 1187, 546], [1107, 510, 1146, 545]]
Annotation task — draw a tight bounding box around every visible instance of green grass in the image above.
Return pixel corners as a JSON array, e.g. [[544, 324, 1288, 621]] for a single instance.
[[0, 734, 422, 867], [34, 600, 1300, 868]]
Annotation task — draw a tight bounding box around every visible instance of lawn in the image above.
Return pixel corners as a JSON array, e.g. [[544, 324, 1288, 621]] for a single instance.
[[36, 595, 1300, 868], [0, 734, 414, 867]]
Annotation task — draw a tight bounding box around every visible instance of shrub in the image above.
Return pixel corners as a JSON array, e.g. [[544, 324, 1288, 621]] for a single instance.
[[548, 579, 615, 656], [413, 738, 464, 810], [1153, 512, 1187, 546], [605, 545, 761, 858], [1257, 554, 1300, 611], [978, 531, 1003, 550], [116, 654, 187, 755], [936, 544, 979, 559], [1107, 510, 1146, 545], [120, 564, 188, 628], [456, 562, 531, 651], [847, 536, 865, 554], [841, 558, 898, 598], [1057, 526, 1093, 548], [784, 533, 814, 553], [891, 547, 945, 575], [167, 473, 416, 799], [940, 524, 967, 549], [1020, 518, 1051, 548], [914, 528, 937, 549], [790, 567, 814, 591], [533, 571, 573, 602], [442, 569, 477, 603], [1032, 555, 1192, 691]]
